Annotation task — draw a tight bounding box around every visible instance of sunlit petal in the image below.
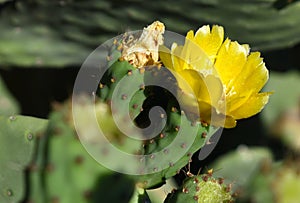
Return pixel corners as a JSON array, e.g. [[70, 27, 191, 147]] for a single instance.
[[214, 39, 249, 89], [230, 92, 271, 119], [194, 25, 224, 62]]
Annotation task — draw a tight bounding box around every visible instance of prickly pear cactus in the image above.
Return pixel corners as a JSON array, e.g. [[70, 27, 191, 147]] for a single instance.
[[80, 63, 216, 188], [136, 101, 217, 188], [0, 115, 47, 203], [164, 171, 234, 203], [93, 21, 218, 189], [27, 101, 139, 203]]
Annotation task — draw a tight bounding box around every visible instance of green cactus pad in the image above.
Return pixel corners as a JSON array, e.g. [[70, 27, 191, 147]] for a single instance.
[[74, 93, 218, 189], [98, 60, 146, 120], [0, 115, 47, 203], [95, 59, 219, 188], [136, 104, 217, 189], [28, 101, 137, 203]]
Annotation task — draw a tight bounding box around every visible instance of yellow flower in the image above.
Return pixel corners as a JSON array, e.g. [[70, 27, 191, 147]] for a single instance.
[[159, 25, 272, 128]]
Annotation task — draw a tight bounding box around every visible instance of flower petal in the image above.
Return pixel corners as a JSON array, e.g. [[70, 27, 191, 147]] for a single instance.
[[171, 44, 191, 71], [186, 42, 215, 76], [194, 25, 224, 62], [214, 39, 249, 89], [226, 93, 252, 115], [176, 69, 204, 100], [230, 92, 271, 119], [243, 53, 269, 93], [225, 52, 269, 113], [174, 69, 223, 107], [223, 116, 237, 128], [230, 52, 267, 94], [200, 74, 224, 108], [186, 30, 195, 41]]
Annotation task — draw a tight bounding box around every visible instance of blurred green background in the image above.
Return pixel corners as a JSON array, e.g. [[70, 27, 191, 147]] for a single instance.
[[0, 0, 300, 202]]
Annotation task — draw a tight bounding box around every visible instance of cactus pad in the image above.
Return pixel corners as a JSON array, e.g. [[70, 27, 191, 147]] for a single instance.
[[0, 115, 47, 203]]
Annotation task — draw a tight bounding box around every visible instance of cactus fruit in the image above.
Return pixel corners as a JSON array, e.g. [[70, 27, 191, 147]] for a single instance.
[[0, 115, 47, 203], [164, 171, 234, 203]]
